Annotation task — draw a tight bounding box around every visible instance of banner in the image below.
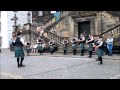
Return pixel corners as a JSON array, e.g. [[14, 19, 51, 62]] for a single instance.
[[54, 11, 60, 21]]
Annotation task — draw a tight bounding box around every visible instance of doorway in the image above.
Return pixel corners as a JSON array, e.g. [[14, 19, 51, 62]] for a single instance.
[[78, 21, 90, 36]]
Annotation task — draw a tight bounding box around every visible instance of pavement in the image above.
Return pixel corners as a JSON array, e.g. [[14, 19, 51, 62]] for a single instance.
[[0, 49, 120, 79]]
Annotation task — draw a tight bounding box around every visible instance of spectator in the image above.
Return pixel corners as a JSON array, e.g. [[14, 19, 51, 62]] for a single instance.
[[106, 34, 114, 56]]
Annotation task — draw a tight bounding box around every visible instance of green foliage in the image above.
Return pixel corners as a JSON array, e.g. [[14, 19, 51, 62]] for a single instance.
[[113, 36, 120, 46]]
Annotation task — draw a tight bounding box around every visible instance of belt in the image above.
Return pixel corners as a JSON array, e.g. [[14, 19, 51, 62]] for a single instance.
[[15, 46, 22, 47]]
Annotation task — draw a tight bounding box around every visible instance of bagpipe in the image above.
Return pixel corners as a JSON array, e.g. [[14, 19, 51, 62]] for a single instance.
[[93, 40, 104, 49], [63, 40, 69, 46], [86, 37, 94, 44], [78, 37, 85, 44], [49, 41, 55, 46], [26, 42, 31, 46], [94, 40, 99, 46], [72, 38, 77, 44], [38, 39, 44, 44]]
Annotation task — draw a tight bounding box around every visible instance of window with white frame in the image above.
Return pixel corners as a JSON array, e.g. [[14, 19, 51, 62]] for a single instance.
[[51, 11, 56, 14], [38, 11, 43, 16]]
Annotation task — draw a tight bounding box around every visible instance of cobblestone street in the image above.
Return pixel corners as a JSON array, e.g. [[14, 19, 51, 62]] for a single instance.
[[0, 49, 120, 79]]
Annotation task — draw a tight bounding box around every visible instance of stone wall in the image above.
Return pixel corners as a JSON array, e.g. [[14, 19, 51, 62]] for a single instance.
[[43, 11, 120, 41], [96, 11, 119, 34], [32, 11, 54, 24]]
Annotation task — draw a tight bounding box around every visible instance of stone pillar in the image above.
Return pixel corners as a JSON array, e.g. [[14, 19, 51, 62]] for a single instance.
[[1, 11, 9, 48]]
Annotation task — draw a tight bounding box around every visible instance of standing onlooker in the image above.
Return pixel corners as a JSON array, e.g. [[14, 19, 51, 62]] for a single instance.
[[25, 42, 31, 56], [106, 34, 114, 56], [40, 24, 45, 36]]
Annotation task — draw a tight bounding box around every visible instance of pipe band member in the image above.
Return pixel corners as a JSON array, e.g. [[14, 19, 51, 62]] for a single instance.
[[86, 34, 94, 58], [94, 36, 104, 64], [78, 34, 85, 56], [12, 32, 25, 68], [49, 40, 55, 55], [37, 39, 44, 55], [62, 39, 69, 55], [71, 37, 78, 55]]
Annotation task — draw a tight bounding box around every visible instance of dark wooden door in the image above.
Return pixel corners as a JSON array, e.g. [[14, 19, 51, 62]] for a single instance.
[[78, 21, 90, 36]]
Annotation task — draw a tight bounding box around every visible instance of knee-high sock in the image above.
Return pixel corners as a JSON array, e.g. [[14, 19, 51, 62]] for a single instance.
[[20, 57, 24, 65], [89, 51, 92, 57], [99, 57, 103, 64], [81, 50, 84, 55], [74, 50, 76, 55], [17, 58, 20, 66], [64, 50, 66, 54]]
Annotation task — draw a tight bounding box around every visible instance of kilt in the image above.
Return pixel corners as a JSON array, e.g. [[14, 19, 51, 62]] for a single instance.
[[80, 43, 84, 50], [88, 43, 93, 51], [63, 47, 67, 51], [96, 48, 103, 57], [72, 43, 77, 50], [63, 45, 68, 51], [15, 47, 25, 58], [50, 46, 54, 52], [38, 47, 43, 51]]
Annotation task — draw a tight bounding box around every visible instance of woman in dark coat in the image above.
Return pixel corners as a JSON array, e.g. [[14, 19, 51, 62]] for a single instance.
[[12, 32, 25, 67]]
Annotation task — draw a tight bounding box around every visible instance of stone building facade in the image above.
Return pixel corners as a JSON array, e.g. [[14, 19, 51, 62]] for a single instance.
[[50, 11, 119, 40], [32, 11, 55, 24], [30, 11, 120, 44]]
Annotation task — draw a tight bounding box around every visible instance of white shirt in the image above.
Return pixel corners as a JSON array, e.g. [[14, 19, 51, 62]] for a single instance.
[[20, 38, 25, 45], [98, 41, 103, 47], [71, 38, 78, 43], [80, 37, 85, 41], [106, 37, 113, 44]]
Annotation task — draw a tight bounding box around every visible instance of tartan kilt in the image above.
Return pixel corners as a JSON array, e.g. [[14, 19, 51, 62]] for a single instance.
[[50, 47, 54, 52], [96, 48, 103, 57], [15, 47, 25, 57]]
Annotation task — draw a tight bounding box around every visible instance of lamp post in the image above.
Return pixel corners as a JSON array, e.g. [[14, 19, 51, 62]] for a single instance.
[[27, 11, 31, 44], [11, 11, 18, 35]]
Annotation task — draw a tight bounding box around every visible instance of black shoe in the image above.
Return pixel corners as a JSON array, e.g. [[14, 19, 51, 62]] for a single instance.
[[88, 56, 92, 58], [19, 64, 25, 67], [96, 59, 99, 61], [18, 65, 21, 68], [98, 63, 103, 65], [21, 65, 25, 67]]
